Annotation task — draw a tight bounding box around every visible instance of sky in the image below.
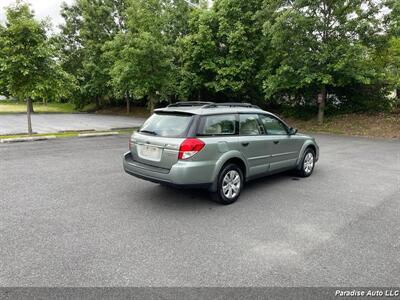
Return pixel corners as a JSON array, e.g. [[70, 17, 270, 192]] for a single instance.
[[0, 0, 74, 27]]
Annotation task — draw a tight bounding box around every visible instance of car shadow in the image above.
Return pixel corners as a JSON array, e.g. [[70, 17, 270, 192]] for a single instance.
[[244, 170, 300, 190], [135, 170, 303, 210]]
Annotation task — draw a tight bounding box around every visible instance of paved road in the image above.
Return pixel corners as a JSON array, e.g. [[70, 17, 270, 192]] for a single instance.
[[0, 134, 399, 286], [0, 114, 146, 135]]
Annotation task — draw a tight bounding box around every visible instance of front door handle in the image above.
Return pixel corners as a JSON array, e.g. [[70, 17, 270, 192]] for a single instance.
[[273, 140, 280, 144], [242, 142, 250, 147]]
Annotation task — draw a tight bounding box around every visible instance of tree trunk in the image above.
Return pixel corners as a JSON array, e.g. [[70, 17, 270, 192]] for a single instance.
[[317, 87, 327, 124], [95, 96, 100, 110], [395, 88, 400, 108], [43, 98, 48, 106], [148, 94, 157, 115], [28, 99, 34, 113], [26, 98, 33, 136], [126, 94, 130, 114]]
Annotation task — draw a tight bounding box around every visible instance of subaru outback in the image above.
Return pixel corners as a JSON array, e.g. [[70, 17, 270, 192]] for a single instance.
[[123, 102, 319, 204]]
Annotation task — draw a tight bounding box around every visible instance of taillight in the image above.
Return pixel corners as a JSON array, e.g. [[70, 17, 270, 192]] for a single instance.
[[178, 138, 205, 160]]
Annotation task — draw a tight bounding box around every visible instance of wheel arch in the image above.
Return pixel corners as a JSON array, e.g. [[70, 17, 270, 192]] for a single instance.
[[209, 152, 248, 192], [296, 141, 318, 170]]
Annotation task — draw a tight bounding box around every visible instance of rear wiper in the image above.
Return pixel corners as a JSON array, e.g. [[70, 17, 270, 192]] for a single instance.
[[139, 130, 158, 136]]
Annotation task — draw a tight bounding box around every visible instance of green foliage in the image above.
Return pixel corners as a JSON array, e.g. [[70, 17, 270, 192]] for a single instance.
[[385, 37, 400, 101], [179, 9, 218, 99], [0, 1, 75, 103], [79, 0, 120, 100], [105, 0, 177, 110], [180, 0, 265, 101], [57, 0, 126, 108], [329, 84, 392, 114], [0, 23, 7, 95], [385, 0, 400, 37], [1, 0, 398, 117], [261, 0, 381, 98]]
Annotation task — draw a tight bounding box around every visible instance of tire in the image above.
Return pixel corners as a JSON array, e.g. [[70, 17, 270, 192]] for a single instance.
[[297, 148, 316, 177], [210, 163, 244, 205]]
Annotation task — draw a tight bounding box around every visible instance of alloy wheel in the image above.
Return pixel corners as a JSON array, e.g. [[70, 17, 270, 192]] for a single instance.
[[303, 152, 314, 174], [222, 170, 241, 199]]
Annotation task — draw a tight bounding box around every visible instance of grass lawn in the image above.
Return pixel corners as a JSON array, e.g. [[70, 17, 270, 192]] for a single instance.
[[0, 101, 147, 116], [95, 106, 150, 118], [0, 101, 78, 114]]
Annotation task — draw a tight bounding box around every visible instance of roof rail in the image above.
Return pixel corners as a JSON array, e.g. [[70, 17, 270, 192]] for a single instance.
[[203, 102, 260, 109], [168, 101, 215, 108]]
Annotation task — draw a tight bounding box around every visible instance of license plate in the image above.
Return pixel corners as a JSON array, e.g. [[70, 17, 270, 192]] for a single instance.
[[137, 144, 162, 161]]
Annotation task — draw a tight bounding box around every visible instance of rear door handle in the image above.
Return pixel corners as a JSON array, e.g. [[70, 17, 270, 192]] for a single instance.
[[241, 142, 250, 147], [273, 140, 280, 144]]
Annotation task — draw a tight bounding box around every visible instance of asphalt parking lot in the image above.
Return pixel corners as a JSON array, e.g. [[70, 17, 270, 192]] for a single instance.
[[0, 134, 399, 286]]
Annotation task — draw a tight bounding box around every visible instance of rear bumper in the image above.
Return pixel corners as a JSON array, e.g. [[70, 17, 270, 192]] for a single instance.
[[123, 152, 213, 189]]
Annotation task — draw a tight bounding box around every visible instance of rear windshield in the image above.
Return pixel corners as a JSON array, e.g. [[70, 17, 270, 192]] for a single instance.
[[139, 113, 192, 137]]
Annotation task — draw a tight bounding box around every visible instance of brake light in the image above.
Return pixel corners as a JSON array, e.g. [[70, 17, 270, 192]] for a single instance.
[[178, 138, 205, 160]]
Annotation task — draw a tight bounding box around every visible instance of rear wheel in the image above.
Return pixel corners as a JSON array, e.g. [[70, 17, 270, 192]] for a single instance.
[[210, 163, 244, 205], [297, 148, 316, 177]]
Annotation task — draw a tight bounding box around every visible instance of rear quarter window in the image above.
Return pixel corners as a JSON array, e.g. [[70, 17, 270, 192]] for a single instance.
[[197, 114, 236, 136]]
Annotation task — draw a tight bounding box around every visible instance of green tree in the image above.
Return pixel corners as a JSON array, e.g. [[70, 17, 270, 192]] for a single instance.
[[385, 0, 400, 37], [0, 23, 7, 96], [0, 1, 74, 134], [180, 0, 265, 102], [58, 0, 126, 109], [163, 0, 192, 102], [179, 9, 217, 100], [57, 2, 84, 88], [385, 0, 400, 100], [261, 0, 382, 123], [80, 0, 121, 108], [106, 0, 175, 113], [386, 38, 400, 102]]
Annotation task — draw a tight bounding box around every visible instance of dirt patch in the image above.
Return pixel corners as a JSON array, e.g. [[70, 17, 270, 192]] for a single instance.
[[284, 113, 400, 139]]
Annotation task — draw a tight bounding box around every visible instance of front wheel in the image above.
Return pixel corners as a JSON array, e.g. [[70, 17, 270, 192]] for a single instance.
[[210, 163, 244, 205], [297, 148, 316, 177]]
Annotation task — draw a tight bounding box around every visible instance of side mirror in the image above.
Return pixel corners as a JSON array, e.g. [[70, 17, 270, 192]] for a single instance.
[[289, 127, 298, 135]]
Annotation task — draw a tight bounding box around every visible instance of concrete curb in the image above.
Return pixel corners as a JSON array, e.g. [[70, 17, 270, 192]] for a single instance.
[[0, 136, 57, 143], [78, 132, 120, 138], [110, 127, 139, 131]]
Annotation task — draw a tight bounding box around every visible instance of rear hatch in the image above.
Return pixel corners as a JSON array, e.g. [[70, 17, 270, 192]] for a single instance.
[[130, 112, 194, 170]]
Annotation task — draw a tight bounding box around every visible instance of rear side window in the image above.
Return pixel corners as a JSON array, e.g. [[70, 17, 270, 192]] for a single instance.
[[260, 115, 288, 135], [239, 114, 261, 136], [197, 114, 236, 136], [140, 113, 192, 137]]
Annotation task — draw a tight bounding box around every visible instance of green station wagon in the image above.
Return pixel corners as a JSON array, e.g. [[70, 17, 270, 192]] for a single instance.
[[123, 102, 319, 204]]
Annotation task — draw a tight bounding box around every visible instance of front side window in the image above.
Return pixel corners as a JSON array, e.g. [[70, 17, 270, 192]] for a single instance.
[[198, 114, 236, 136], [239, 114, 261, 136], [140, 113, 192, 137], [260, 115, 288, 135]]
